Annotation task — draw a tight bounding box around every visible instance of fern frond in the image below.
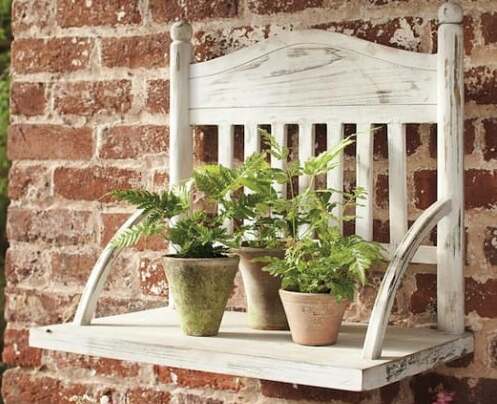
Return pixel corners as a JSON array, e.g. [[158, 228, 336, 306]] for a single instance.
[[111, 219, 166, 249]]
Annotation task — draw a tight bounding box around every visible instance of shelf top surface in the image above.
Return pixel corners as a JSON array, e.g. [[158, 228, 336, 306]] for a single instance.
[[30, 307, 473, 391]]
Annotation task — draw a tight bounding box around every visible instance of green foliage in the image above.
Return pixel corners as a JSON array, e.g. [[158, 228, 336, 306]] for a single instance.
[[260, 129, 384, 299]]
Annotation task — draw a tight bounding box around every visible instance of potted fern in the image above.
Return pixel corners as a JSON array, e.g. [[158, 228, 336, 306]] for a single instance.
[[262, 135, 384, 346], [111, 154, 271, 337]]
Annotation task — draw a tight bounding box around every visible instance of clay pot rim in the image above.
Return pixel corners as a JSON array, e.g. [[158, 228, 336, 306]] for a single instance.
[[233, 246, 285, 254], [279, 289, 346, 299], [163, 254, 239, 264]]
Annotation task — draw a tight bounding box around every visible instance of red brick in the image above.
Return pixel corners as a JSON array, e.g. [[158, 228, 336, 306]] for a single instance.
[[465, 66, 497, 105], [55, 80, 132, 117], [5, 289, 78, 324], [488, 333, 497, 368], [100, 213, 167, 251], [410, 273, 436, 314], [155, 365, 242, 391], [465, 169, 497, 209], [12, 37, 92, 74], [248, 0, 322, 14], [373, 219, 390, 243], [150, 0, 238, 22], [139, 257, 168, 297], [173, 393, 222, 404], [373, 124, 388, 160], [484, 227, 497, 266], [96, 296, 164, 318], [51, 249, 97, 284], [413, 169, 436, 210], [315, 17, 426, 51], [102, 34, 170, 69], [5, 246, 46, 286], [7, 208, 94, 245], [100, 125, 168, 159], [153, 170, 169, 189], [8, 163, 51, 200], [51, 352, 139, 377], [482, 118, 497, 161], [466, 278, 497, 318], [3, 328, 42, 367], [126, 387, 171, 404], [8, 124, 93, 161], [11, 82, 46, 116], [12, 0, 54, 35], [260, 380, 372, 402], [405, 124, 422, 156], [56, 0, 142, 28], [147, 79, 170, 114], [194, 126, 218, 163], [375, 174, 388, 209], [54, 166, 141, 201], [482, 13, 497, 45], [1, 369, 96, 404]]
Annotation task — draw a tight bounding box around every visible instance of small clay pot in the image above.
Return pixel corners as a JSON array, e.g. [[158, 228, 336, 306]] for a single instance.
[[164, 255, 239, 337], [279, 289, 348, 346], [237, 247, 289, 330]]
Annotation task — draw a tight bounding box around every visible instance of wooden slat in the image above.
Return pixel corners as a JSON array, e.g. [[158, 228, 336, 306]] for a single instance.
[[271, 123, 288, 198], [388, 123, 408, 247], [218, 124, 234, 168], [298, 123, 315, 193], [244, 123, 261, 160], [327, 122, 344, 231], [355, 124, 374, 241]]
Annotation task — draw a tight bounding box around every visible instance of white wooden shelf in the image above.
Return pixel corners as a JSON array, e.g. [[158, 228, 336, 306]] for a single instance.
[[30, 307, 473, 392]]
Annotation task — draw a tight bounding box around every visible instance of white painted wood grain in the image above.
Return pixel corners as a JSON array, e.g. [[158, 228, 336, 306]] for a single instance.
[[437, 3, 465, 335], [30, 307, 473, 392], [298, 122, 315, 236], [363, 198, 452, 359], [271, 123, 288, 198], [355, 124, 374, 241], [327, 122, 344, 232], [218, 124, 235, 233], [388, 123, 408, 248]]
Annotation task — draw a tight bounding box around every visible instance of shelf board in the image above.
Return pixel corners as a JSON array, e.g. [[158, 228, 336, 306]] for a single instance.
[[29, 307, 473, 392]]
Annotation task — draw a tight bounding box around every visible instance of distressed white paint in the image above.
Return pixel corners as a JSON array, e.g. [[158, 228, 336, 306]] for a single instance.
[[363, 199, 452, 359], [388, 123, 408, 248], [298, 122, 315, 236], [355, 124, 374, 241], [437, 1, 465, 335], [271, 123, 288, 198], [244, 123, 261, 160], [218, 124, 235, 233], [30, 307, 473, 392], [327, 123, 344, 231]]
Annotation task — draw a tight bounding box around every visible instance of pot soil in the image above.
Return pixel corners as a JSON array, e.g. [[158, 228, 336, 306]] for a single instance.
[[237, 247, 288, 330], [164, 255, 239, 337], [279, 289, 348, 346]]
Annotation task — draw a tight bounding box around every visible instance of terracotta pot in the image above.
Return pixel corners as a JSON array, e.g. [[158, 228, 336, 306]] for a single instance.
[[279, 289, 348, 346], [164, 255, 239, 337], [237, 247, 289, 330]]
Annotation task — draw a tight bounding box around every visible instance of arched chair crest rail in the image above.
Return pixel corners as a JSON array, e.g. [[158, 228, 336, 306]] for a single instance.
[[29, 1, 473, 392]]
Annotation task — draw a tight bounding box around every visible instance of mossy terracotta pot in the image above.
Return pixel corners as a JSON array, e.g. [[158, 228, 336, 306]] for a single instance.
[[279, 289, 349, 346], [163, 255, 239, 337], [236, 247, 289, 330]]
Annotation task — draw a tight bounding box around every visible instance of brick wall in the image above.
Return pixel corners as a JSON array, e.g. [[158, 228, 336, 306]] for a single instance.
[[3, 0, 497, 403]]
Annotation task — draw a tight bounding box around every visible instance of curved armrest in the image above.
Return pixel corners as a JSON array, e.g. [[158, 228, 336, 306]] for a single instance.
[[73, 209, 146, 325], [362, 198, 452, 360]]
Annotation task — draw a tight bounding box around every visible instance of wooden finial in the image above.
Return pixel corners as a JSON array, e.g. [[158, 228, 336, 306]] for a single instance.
[[439, 1, 463, 24], [171, 21, 193, 42]]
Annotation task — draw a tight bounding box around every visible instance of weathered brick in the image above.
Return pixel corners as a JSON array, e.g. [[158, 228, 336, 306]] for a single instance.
[[3, 328, 42, 367], [50, 352, 140, 377], [51, 248, 97, 284], [12, 0, 54, 35], [373, 124, 388, 160], [465, 169, 497, 209], [5, 246, 46, 286], [54, 166, 141, 201], [8, 124, 93, 161], [126, 387, 171, 404], [484, 227, 497, 266], [248, 0, 322, 15], [139, 257, 168, 297], [194, 126, 218, 163], [373, 219, 390, 244], [56, 0, 142, 28], [413, 169, 436, 210], [405, 124, 422, 156], [146, 79, 170, 114], [410, 273, 436, 314], [55, 80, 132, 117], [482, 118, 497, 161], [375, 174, 388, 209], [100, 125, 168, 159], [100, 213, 167, 251], [11, 82, 46, 116], [466, 278, 497, 318], [102, 34, 169, 69], [429, 120, 474, 157], [482, 13, 497, 45], [150, 0, 238, 22], [465, 66, 497, 105], [12, 38, 92, 74], [173, 393, 222, 404], [7, 208, 94, 245], [155, 365, 242, 391], [96, 296, 164, 318], [8, 163, 51, 201]]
